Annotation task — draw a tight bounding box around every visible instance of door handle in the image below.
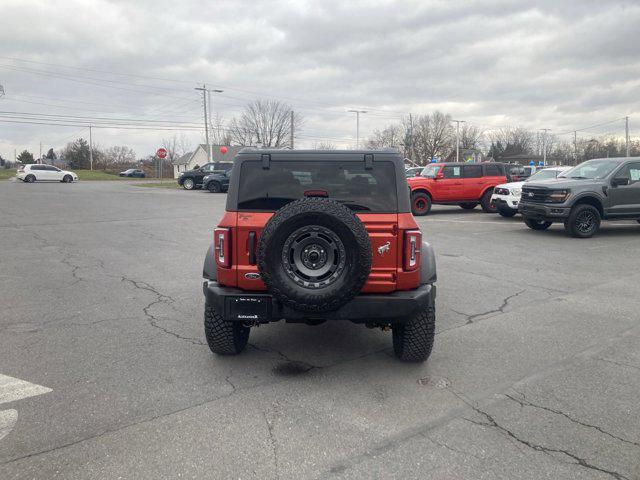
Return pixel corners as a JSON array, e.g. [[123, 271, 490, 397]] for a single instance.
[[248, 231, 256, 265]]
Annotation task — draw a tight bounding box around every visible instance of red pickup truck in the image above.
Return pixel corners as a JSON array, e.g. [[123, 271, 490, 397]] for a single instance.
[[407, 162, 512, 215]]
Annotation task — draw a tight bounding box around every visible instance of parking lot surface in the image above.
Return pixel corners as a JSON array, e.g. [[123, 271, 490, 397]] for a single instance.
[[1, 180, 639, 480]]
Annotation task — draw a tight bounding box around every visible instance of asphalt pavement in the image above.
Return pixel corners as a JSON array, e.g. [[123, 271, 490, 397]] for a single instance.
[[1, 180, 639, 480]]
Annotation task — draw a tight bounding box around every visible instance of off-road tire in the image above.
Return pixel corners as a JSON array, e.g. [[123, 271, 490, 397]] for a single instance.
[[524, 217, 553, 230], [497, 206, 517, 217], [392, 303, 436, 362], [25, 175, 35, 183], [480, 189, 497, 213], [411, 192, 432, 216], [564, 204, 601, 238], [62, 175, 72, 183], [208, 181, 221, 193], [182, 178, 195, 190], [204, 303, 250, 355], [257, 197, 372, 313], [459, 203, 477, 210]]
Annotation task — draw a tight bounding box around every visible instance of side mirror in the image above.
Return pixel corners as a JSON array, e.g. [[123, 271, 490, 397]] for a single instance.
[[613, 177, 630, 186]]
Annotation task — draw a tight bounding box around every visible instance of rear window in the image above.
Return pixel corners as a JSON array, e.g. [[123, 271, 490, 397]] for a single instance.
[[237, 160, 397, 212], [485, 164, 503, 176]]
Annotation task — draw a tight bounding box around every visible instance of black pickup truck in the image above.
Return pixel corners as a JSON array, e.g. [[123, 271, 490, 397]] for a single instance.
[[519, 157, 640, 237]]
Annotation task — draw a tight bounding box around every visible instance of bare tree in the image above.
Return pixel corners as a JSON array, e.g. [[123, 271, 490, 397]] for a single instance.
[[412, 111, 454, 165], [162, 134, 192, 163], [104, 146, 136, 166], [210, 114, 233, 145], [489, 127, 534, 155], [459, 124, 483, 149], [228, 99, 302, 148], [313, 141, 337, 150], [365, 124, 405, 152]]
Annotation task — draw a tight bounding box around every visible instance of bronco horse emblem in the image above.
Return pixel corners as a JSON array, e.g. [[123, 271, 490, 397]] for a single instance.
[[377, 241, 391, 256]]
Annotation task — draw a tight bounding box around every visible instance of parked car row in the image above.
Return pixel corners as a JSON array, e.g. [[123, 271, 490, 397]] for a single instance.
[[177, 162, 232, 192]]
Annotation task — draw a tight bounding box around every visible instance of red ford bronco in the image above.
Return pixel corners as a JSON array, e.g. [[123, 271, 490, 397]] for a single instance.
[[202, 149, 437, 362], [408, 162, 513, 215]]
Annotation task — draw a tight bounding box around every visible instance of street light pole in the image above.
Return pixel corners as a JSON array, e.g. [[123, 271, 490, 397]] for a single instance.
[[208, 89, 223, 162], [541, 128, 551, 164], [452, 120, 465, 162], [348, 110, 367, 148], [625, 116, 630, 157], [195, 85, 209, 159]]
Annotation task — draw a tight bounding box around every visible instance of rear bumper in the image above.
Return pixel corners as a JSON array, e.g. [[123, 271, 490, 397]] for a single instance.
[[203, 281, 436, 323], [518, 202, 571, 220]]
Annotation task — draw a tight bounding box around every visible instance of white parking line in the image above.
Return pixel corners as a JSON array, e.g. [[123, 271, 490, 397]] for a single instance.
[[0, 374, 52, 405], [0, 374, 52, 442]]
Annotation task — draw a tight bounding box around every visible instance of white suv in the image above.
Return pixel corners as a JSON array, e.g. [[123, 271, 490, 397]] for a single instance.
[[491, 166, 572, 217], [17, 164, 78, 183]]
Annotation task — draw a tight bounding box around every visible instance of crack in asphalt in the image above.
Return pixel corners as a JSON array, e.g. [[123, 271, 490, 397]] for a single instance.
[[598, 357, 640, 372], [121, 276, 206, 346], [423, 434, 484, 461], [505, 391, 640, 448], [452, 290, 527, 325], [463, 410, 631, 480], [263, 409, 281, 480]]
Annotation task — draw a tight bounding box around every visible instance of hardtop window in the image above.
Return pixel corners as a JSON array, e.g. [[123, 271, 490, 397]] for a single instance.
[[421, 165, 440, 178], [462, 165, 482, 178], [442, 166, 461, 179], [237, 160, 397, 212], [485, 164, 502, 176]]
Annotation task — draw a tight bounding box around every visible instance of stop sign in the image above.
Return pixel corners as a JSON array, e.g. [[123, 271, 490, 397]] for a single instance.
[[156, 148, 168, 159]]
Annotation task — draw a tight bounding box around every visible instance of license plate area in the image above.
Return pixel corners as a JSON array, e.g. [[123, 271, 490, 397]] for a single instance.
[[225, 295, 271, 322]]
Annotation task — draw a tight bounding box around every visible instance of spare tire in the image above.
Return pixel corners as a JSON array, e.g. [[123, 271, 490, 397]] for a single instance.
[[257, 198, 372, 313]]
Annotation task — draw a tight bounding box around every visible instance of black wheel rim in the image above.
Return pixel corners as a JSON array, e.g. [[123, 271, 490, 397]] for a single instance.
[[576, 210, 596, 233], [282, 225, 346, 289], [413, 198, 427, 212]]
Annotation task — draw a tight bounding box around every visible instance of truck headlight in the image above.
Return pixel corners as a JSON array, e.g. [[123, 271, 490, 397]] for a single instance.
[[547, 190, 570, 203]]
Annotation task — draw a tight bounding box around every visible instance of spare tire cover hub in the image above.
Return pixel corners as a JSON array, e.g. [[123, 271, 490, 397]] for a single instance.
[[282, 225, 346, 289]]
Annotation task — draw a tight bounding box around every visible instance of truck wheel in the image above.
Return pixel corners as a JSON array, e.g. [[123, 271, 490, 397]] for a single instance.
[[480, 190, 497, 213], [497, 206, 517, 217], [257, 198, 372, 313], [411, 192, 432, 216], [208, 181, 221, 193], [524, 217, 552, 230], [564, 204, 601, 238], [459, 203, 477, 210], [204, 302, 250, 354], [392, 304, 435, 362], [182, 178, 195, 190]]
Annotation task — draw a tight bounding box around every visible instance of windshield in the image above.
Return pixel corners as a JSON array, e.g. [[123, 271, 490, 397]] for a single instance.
[[558, 160, 621, 180], [237, 160, 398, 212], [526, 169, 562, 182], [421, 165, 440, 178]]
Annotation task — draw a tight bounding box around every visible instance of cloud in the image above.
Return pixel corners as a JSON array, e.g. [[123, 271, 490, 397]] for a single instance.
[[0, 0, 638, 159]]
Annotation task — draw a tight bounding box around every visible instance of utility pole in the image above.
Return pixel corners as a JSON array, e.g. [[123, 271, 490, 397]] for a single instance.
[[625, 116, 630, 157], [452, 120, 465, 162], [573, 131, 578, 165], [541, 128, 550, 164], [195, 85, 209, 159], [290, 110, 294, 149], [89, 125, 93, 170], [348, 110, 367, 148], [39, 142, 42, 162]]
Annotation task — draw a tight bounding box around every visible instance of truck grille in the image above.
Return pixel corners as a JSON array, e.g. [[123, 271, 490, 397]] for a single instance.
[[521, 187, 550, 203]]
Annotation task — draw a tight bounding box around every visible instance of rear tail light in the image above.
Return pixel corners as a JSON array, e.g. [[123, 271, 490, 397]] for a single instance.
[[404, 230, 422, 271], [214, 228, 231, 268]]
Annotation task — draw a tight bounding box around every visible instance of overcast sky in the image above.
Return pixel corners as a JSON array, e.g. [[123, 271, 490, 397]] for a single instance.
[[1, 0, 639, 160]]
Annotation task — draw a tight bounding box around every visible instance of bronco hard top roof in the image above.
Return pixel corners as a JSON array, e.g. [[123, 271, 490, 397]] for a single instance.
[[226, 148, 411, 213]]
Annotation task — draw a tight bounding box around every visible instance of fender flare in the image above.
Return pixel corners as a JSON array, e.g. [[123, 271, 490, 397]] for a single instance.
[[202, 243, 217, 280], [420, 240, 437, 284]]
